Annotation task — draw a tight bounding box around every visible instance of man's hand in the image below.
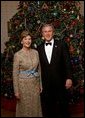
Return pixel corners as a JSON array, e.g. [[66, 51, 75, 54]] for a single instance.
[[65, 79, 72, 89]]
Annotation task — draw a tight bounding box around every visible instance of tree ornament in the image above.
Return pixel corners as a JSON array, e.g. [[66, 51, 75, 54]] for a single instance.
[[53, 12, 57, 16], [23, 2, 28, 10], [77, 15, 80, 20], [79, 29, 84, 33], [70, 14, 77, 19], [42, 3, 48, 10], [19, 11, 24, 17], [63, 8, 66, 12], [4, 93, 8, 97], [12, 45, 15, 48], [75, 2, 81, 10], [69, 45, 75, 54], [53, 19, 61, 28], [42, 37, 44, 40], [77, 49, 80, 54], [37, 20, 41, 24], [14, 19, 20, 26], [75, 34, 81, 39], [70, 19, 78, 27], [70, 34, 73, 38], [79, 41, 84, 48], [71, 10, 74, 14], [65, 37, 71, 42], [33, 43, 37, 49], [62, 14, 69, 20], [37, 1, 40, 5], [63, 4, 70, 11], [20, 24, 22, 27], [37, 1, 40, 7], [54, 5, 57, 9]]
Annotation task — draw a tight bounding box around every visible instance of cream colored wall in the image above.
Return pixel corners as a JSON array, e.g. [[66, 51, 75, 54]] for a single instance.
[[1, 1, 19, 53], [80, 1, 84, 16], [1, 1, 84, 53]]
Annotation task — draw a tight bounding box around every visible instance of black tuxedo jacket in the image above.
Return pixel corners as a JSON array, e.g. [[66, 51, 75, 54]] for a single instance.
[[37, 39, 72, 96]]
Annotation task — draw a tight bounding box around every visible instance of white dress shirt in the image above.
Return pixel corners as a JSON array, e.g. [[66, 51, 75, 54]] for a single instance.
[[45, 39, 54, 64]]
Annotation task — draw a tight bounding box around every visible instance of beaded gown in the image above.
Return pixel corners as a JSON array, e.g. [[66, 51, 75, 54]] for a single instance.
[[13, 49, 42, 117]]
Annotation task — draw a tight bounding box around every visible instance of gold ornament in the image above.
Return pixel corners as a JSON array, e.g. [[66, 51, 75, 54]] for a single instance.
[[42, 3, 48, 10], [42, 37, 44, 40]]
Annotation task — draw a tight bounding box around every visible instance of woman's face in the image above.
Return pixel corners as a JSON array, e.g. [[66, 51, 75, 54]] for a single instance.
[[21, 35, 32, 48], [42, 26, 54, 42]]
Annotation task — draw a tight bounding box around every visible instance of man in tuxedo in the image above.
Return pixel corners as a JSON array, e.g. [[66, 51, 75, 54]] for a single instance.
[[37, 23, 72, 117]]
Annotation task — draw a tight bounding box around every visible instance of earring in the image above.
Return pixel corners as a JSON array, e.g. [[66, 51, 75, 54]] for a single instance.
[[21, 41, 23, 44], [42, 37, 44, 40]]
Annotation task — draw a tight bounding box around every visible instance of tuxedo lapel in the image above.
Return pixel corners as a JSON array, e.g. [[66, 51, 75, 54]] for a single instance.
[[50, 40, 58, 64], [41, 43, 49, 64]]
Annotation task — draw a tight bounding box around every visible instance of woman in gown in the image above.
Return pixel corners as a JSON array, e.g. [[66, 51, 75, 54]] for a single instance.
[[13, 30, 42, 117]]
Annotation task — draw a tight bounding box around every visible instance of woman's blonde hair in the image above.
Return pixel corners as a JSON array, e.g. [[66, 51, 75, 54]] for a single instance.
[[20, 30, 32, 41]]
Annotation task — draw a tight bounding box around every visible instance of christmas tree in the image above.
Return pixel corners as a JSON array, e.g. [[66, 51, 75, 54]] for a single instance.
[[1, 1, 84, 103]]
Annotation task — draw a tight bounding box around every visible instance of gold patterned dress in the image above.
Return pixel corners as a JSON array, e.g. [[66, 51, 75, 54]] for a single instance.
[[13, 49, 42, 117]]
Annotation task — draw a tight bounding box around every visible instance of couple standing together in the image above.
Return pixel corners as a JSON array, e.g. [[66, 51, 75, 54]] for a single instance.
[[13, 23, 72, 117]]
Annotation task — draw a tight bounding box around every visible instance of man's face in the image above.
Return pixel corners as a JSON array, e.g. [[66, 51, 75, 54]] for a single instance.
[[42, 26, 54, 42]]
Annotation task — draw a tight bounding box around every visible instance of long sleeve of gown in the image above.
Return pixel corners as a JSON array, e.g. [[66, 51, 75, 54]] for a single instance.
[[37, 52, 42, 89], [38, 61, 42, 89], [13, 53, 20, 94]]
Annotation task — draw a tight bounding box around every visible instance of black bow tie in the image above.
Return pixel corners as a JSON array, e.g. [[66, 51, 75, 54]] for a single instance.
[[45, 42, 52, 46]]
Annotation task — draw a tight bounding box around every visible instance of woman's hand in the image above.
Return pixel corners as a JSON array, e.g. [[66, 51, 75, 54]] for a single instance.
[[15, 93, 20, 100], [40, 86, 43, 93]]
